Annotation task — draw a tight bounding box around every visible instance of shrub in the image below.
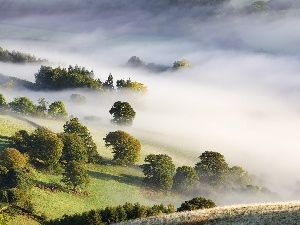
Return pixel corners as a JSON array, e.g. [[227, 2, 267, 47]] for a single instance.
[[177, 196, 216, 212]]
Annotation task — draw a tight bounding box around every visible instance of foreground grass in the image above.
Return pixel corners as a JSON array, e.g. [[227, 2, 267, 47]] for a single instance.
[[113, 201, 300, 225]]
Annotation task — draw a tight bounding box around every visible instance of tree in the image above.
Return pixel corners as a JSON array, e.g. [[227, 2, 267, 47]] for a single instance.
[[48, 101, 68, 119], [103, 73, 114, 92], [3, 167, 34, 203], [59, 133, 88, 164], [63, 117, 100, 163], [228, 166, 253, 188], [194, 151, 229, 187], [126, 56, 145, 68], [0, 93, 6, 110], [172, 59, 190, 70], [30, 126, 64, 171], [177, 197, 216, 212], [11, 130, 31, 154], [103, 130, 141, 166], [61, 161, 90, 191], [172, 166, 199, 193], [8, 96, 37, 115], [69, 94, 86, 104], [36, 98, 49, 117], [0, 148, 27, 169], [116, 78, 147, 93], [140, 154, 175, 191], [109, 101, 136, 126]]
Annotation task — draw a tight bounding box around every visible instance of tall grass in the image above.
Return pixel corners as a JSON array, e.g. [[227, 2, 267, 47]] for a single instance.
[[113, 201, 300, 225]]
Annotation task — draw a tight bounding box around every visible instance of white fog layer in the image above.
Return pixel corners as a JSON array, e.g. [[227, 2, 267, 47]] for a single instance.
[[1, 0, 300, 202]]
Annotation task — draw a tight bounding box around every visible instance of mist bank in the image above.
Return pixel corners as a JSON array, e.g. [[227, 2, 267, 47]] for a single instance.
[[1, 0, 300, 204]]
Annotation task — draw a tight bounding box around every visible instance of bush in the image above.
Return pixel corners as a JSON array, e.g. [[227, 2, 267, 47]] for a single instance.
[[177, 196, 216, 212]]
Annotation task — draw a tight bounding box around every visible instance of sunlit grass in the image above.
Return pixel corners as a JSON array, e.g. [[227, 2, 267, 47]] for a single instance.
[[113, 201, 300, 225]]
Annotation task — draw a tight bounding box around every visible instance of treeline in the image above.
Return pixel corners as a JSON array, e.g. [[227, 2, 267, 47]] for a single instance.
[[0, 47, 47, 64], [44, 202, 175, 225], [44, 196, 217, 225], [139, 151, 277, 201], [34, 65, 147, 92], [0, 64, 147, 93], [0, 94, 68, 119], [126, 56, 190, 73]]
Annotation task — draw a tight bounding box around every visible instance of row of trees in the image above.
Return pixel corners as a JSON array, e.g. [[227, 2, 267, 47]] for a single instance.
[[0, 93, 137, 126], [140, 151, 256, 193], [126, 56, 190, 72], [44, 196, 216, 225], [34, 65, 147, 93], [0, 46, 46, 64], [0, 94, 68, 119]]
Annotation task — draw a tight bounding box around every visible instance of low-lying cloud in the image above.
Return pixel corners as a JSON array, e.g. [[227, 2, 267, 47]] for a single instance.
[[1, 0, 300, 203]]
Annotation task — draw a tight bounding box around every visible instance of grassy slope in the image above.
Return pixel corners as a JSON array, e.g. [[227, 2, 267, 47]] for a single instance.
[[113, 201, 300, 225], [0, 114, 184, 222]]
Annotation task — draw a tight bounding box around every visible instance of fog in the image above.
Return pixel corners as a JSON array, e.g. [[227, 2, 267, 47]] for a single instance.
[[1, 0, 300, 204]]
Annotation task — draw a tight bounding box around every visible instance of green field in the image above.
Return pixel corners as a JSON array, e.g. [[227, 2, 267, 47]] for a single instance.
[[0, 114, 188, 223]]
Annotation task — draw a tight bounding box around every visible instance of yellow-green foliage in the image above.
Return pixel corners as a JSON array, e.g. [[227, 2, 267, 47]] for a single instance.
[[0, 148, 28, 168]]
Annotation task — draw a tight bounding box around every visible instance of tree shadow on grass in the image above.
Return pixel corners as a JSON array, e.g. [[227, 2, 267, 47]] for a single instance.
[[88, 170, 144, 188], [0, 135, 11, 151]]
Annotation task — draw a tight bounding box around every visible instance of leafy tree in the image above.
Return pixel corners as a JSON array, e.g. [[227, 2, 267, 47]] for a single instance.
[[48, 101, 68, 119], [177, 196, 216, 212], [140, 154, 175, 191], [61, 161, 90, 191], [30, 126, 64, 171], [63, 117, 100, 163], [228, 166, 253, 188], [194, 151, 229, 187], [8, 96, 37, 115], [103, 73, 114, 92], [36, 98, 48, 116], [0, 214, 11, 225], [11, 130, 31, 154], [35, 65, 102, 91], [116, 78, 147, 93], [0, 93, 6, 110], [126, 56, 145, 68], [103, 130, 141, 166], [0, 148, 27, 169], [2, 167, 34, 203], [172, 166, 199, 193], [70, 94, 86, 104], [172, 59, 190, 70], [59, 133, 88, 164], [109, 101, 136, 126]]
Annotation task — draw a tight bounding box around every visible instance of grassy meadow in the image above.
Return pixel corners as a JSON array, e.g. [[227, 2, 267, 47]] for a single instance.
[[113, 201, 300, 225]]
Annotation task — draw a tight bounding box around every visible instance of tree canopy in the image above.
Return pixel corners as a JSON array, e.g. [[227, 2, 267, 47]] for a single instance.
[[0, 148, 28, 169], [30, 126, 64, 171], [140, 154, 175, 191], [109, 101, 136, 126], [177, 196, 216, 212], [195, 151, 229, 187], [103, 130, 141, 166], [48, 101, 68, 119], [35, 65, 102, 90], [61, 161, 90, 191], [172, 166, 199, 193], [63, 117, 100, 163], [8, 96, 37, 115]]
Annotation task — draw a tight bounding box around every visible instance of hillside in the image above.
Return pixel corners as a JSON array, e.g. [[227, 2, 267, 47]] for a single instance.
[[113, 201, 300, 225]]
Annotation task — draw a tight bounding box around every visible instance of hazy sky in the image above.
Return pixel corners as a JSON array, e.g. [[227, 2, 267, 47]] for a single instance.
[[1, 0, 300, 202]]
